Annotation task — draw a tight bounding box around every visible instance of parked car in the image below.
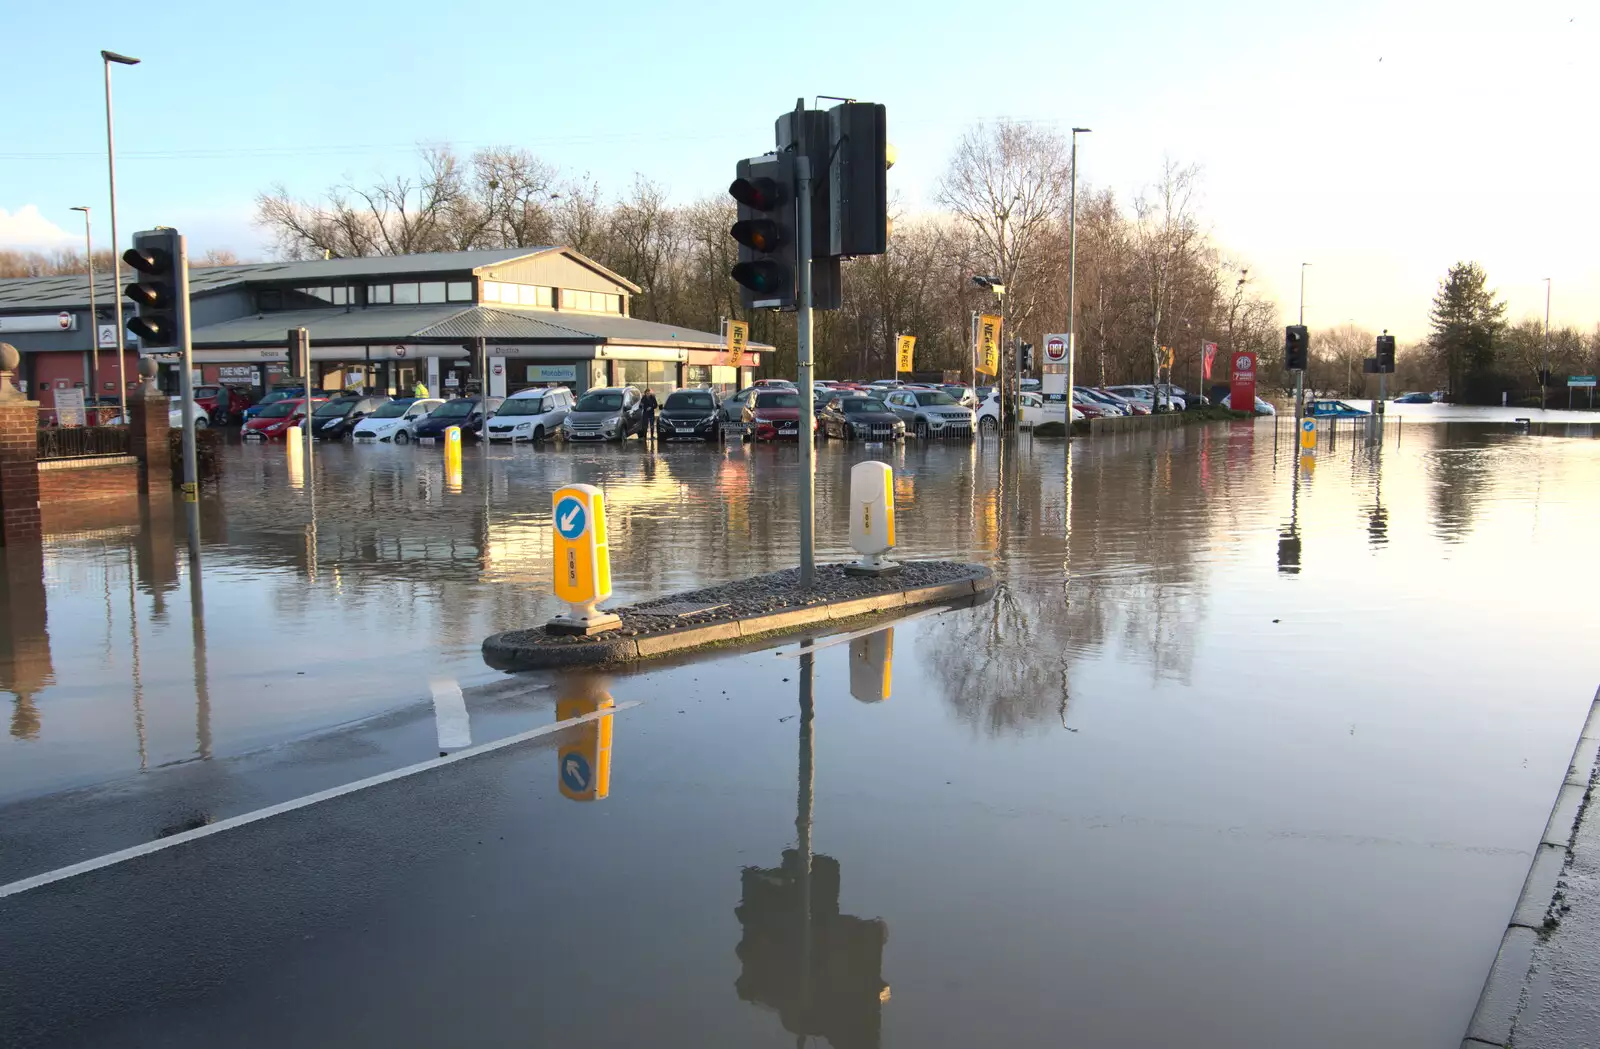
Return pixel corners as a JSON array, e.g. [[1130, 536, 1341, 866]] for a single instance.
[[716, 386, 758, 425], [656, 388, 722, 442], [1107, 384, 1186, 412], [486, 386, 573, 442], [194, 384, 252, 425], [106, 396, 210, 429], [1089, 387, 1149, 415], [311, 394, 392, 440], [818, 394, 905, 441], [881, 388, 975, 439], [741, 388, 813, 441], [753, 378, 796, 389], [940, 384, 979, 408], [1394, 391, 1434, 404], [353, 398, 444, 443], [412, 396, 503, 442], [977, 390, 1080, 431], [1218, 393, 1279, 414], [1070, 388, 1113, 419], [243, 387, 306, 420], [562, 387, 644, 442], [241, 397, 327, 441]]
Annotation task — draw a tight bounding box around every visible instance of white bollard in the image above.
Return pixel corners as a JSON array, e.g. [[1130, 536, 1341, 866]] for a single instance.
[[844, 460, 900, 577]]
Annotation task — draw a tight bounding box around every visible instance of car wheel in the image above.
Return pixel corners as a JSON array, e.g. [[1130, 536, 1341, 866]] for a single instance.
[[393, 430, 410, 444], [533, 425, 545, 442], [193, 416, 209, 429], [979, 415, 998, 433], [914, 419, 929, 439]]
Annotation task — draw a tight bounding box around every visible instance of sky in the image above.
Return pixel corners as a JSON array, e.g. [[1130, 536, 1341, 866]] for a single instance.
[[1, 0, 1593, 342]]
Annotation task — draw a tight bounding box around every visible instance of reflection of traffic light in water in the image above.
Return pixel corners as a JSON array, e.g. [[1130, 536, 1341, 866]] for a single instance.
[[556, 680, 615, 802], [735, 646, 890, 1049]]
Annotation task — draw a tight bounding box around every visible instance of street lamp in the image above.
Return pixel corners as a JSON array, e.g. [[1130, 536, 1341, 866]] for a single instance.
[[1543, 277, 1551, 411], [972, 275, 1007, 418], [1066, 127, 1090, 440], [1298, 262, 1310, 326], [70, 206, 98, 419], [102, 49, 140, 426]]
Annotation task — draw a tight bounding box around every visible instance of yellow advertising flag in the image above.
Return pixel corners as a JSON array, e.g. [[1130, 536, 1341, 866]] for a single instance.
[[1161, 344, 1175, 369], [977, 314, 1002, 376], [725, 319, 749, 368], [895, 334, 916, 373]]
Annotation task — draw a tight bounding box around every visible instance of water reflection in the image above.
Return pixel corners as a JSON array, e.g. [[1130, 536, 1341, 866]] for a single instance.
[[736, 647, 890, 1049], [555, 675, 615, 802], [0, 545, 52, 740]]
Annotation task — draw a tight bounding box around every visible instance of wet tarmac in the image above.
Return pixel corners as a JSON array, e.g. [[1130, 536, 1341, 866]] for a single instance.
[[3, 412, 1599, 1047]]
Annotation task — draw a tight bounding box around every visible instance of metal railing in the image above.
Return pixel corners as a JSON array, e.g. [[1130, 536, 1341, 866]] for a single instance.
[[37, 406, 126, 427], [37, 425, 133, 460]]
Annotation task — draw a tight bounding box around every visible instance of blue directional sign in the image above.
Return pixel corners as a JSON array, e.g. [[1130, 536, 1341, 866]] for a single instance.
[[561, 752, 592, 793], [554, 496, 588, 540], [1301, 419, 1315, 433]]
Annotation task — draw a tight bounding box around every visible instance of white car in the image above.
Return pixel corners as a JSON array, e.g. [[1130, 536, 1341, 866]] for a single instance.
[[976, 390, 1083, 431], [352, 398, 443, 443], [106, 396, 208, 428], [1107, 384, 1186, 412], [1218, 393, 1277, 415], [484, 386, 573, 442]]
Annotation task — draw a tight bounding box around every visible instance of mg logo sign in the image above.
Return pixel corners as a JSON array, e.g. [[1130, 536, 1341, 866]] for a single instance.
[[1235, 354, 1253, 373]]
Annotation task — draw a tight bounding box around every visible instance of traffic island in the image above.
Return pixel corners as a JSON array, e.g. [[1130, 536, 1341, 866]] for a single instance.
[[483, 560, 994, 670]]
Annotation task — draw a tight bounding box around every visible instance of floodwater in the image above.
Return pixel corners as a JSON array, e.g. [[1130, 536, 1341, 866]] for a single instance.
[[3, 410, 1599, 1047]]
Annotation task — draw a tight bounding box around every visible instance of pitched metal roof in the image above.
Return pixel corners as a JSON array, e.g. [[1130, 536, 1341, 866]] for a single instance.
[[189, 303, 771, 351]]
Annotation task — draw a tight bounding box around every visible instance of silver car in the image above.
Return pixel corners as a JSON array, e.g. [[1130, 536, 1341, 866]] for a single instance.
[[882, 388, 975, 439], [561, 386, 645, 442]]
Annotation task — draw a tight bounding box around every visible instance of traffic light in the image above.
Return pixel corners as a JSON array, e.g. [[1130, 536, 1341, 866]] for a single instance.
[[827, 102, 889, 257], [1021, 342, 1034, 372], [1284, 325, 1309, 371], [123, 228, 187, 348], [1375, 333, 1396, 373], [775, 106, 842, 310], [730, 154, 798, 311]]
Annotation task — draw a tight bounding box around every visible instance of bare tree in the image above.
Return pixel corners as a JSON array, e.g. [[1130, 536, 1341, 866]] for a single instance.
[[1132, 160, 1202, 407]]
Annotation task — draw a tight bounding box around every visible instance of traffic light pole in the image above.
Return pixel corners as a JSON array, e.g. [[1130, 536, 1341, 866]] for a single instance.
[[795, 154, 816, 589], [173, 234, 201, 561]]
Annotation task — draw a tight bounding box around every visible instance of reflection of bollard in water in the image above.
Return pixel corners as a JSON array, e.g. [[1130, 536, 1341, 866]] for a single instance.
[[285, 425, 304, 489], [849, 628, 894, 703], [556, 687, 615, 802], [444, 426, 463, 492], [844, 461, 900, 577]]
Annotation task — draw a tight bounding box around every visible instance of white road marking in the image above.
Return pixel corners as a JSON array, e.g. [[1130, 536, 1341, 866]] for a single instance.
[[0, 701, 641, 901], [430, 677, 472, 751], [770, 605, 952, 658]]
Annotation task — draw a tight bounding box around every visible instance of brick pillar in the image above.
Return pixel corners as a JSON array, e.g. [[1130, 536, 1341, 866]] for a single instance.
[[0, 400, 41, 547], [129, 385, 171, 494]]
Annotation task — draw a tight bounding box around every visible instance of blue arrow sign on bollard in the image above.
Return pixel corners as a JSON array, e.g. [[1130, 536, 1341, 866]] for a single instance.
[[555, 496, 587, 541]]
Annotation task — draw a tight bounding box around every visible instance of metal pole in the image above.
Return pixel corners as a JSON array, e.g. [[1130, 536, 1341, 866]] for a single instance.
[[1067, 130, 1084, 442], [173, 233, 201, 560], [795, 153, 816, 588], [72, 207, 99, 417], [102, 54, 135, 428], [970, 311, 978, 389], [1543, 277, 1551, 411]]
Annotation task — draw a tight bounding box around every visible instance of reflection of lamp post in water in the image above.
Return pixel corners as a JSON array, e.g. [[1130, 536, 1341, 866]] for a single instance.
[[735, 643, 890, 1048]]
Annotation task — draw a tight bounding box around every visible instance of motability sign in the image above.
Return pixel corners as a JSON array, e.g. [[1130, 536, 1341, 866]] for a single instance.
[[1230, 351, 1257, 411]]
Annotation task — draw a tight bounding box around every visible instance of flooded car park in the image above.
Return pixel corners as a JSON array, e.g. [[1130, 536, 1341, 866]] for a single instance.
[[2, 413, 1598, 1047]]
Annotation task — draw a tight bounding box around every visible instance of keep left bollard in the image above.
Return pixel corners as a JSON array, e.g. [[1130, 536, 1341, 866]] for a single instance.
[[545, 483, 621, 635], [444, 425, 463, 492], [844, 461, 900, 577]]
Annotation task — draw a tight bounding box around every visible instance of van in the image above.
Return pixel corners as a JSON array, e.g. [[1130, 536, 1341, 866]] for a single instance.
[[485, 386, 573, 442]]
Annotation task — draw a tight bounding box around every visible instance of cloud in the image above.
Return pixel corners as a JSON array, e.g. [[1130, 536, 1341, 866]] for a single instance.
[[0, 206, 75, 250]]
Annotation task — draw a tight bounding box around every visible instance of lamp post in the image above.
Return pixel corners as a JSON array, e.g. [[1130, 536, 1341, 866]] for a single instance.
[[972, 276, 1006, 425], [1298, 262, 1310, 415], [1543, 277, 1551, 411], [70, 206, 98, 419], [102, 49, 140, 425], [1066, 127, 1090, 442]]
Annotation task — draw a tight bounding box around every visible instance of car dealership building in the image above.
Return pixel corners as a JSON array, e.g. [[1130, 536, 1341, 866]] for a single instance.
[[0, 246, 769, 411]]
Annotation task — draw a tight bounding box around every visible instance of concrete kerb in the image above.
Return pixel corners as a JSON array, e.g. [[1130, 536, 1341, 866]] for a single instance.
[[1461, 686, 1600, 1047], [483, 563, 995, 671]]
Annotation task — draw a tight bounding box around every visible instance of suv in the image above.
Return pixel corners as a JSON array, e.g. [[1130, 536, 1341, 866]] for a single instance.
[[562, 386, 644, 442], [882, 388, 975, 439], [194, 384, 252, 425], [486, 386, 573, 442]]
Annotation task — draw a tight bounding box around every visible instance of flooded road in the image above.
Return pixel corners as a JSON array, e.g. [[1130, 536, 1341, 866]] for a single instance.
[[3, 412, 1599, 1047]]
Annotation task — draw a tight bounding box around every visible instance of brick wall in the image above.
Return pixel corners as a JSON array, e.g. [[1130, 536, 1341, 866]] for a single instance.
[[38, 457, 140, 503], [0, 401, 42, 545]]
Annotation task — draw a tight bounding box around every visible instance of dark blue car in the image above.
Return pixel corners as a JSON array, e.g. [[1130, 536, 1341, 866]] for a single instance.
[[411, 396, 502, 442], [244, 387, 305, 420]]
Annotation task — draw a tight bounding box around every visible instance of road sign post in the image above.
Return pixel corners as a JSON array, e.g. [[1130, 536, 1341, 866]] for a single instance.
[[547, 483, 620, 635], [843, 461, 898, 577], [1042, 333, 1069, 394]]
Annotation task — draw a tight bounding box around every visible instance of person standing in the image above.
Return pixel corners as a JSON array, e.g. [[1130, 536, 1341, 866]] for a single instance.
[[641, 388, 659, 441], [413, 379, 428, 399]]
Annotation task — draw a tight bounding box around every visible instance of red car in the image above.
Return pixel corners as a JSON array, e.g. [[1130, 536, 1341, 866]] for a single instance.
[[194, 384, 253, 425], [740, 389, 814, 441], [241, 397, 328, 441]]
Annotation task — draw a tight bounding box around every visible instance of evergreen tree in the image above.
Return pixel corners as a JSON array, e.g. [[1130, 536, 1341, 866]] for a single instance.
[[1427, 262, 1505, 402]]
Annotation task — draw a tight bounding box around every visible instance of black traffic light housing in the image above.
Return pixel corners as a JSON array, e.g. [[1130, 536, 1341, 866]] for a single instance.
[[1021, 342, 1034, 372], [1375, 333, 1396, 373], [827, 102, 889, 257], [730, 154, 798, 311], [123, 228, 186, 348], [1284, 324, 1309, 371]]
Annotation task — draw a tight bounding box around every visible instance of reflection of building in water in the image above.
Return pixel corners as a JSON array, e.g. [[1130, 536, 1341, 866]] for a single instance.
[[0, 546, 52, 739]]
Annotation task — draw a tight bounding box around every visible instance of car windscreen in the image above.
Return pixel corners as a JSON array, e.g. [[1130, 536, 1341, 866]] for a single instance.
[[313, 401, 354, 418], [913, 391, 958, 406], [665, 392, 715, 411], [576, 393, 623, 412], [841, 398, 888, 414], [195, 387, 220, 399], [371, 402, 410, 419], [755, 392, 799, 409], [430, 400, 475, 418], [260, 390, 295, 404], [259, 402, 298, 419], [495, 397, 548, 416]]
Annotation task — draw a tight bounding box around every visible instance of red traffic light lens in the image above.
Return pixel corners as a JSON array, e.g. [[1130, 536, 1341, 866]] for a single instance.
[[731, 219, 785, 253], [729, 176, 784, 211]]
